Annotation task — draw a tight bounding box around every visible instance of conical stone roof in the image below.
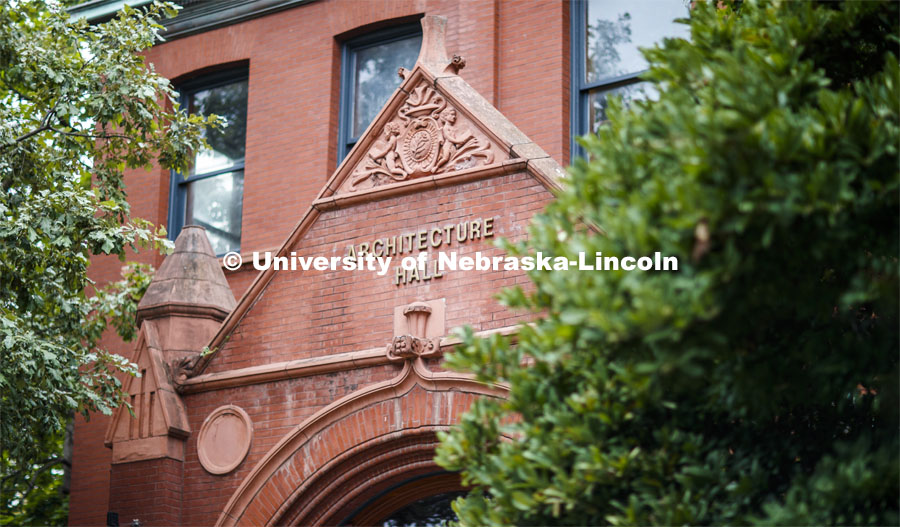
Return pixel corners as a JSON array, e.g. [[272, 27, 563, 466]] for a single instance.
[[137, 225, 236, 324]]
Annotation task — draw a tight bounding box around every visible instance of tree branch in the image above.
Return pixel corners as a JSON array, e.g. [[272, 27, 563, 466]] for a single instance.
[[0, 457, 60, 486], [2, 106, 59, 150], [49, 127, 132, 142], [17, 458, 66, 502], [8, 123, 51, 146]]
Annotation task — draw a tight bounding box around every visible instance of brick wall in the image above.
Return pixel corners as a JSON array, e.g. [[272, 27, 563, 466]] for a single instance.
[[179, 365, 399, 526], [209, 171, 550, 373], [71, 0, 569, 524], [108, 458, 183, 526]]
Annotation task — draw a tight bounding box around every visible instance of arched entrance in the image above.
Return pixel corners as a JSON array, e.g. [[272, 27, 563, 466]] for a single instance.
[[341, 471, 465, 526], [216, 359, 505, 526]]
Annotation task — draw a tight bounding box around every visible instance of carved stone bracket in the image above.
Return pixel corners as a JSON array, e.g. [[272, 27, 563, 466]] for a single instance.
[[445, 54, 466, 75], [169, 354, 201, 388], [386, 302, 441, 362], [400, 55, 463, 80]]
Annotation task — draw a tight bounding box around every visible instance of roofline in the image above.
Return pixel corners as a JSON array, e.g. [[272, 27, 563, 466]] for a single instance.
[[68, 0, 151, 22], [68, 0, 316, 41]]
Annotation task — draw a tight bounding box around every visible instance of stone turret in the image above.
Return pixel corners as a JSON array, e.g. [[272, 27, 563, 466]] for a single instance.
[[137, 225, 236, 360], [104, 226, 236, 465]]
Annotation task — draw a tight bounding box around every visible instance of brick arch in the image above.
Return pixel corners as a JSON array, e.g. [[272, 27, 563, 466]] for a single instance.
[[281, 429, 459, 526], [216, 359, 506, 527]]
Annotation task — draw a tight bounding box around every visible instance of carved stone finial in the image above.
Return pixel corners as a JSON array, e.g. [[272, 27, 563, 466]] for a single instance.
[[137, 225, 235, 325], [398, 67, 409, 80], [417, 15, 451, 75]]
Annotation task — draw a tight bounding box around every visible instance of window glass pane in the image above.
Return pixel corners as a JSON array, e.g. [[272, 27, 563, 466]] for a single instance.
[[352, 35, 421, 137], [588, 81, 658, 132], [188, 79, 248, 175], [185, 171, 244, 254], [585, 0, 689, 84]]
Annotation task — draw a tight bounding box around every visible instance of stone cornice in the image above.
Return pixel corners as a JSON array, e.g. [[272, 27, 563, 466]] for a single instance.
[[161, 0, 317, 40], [311, 160, 527, 211], [69, 0, 317, 41], [135, 303, 232, 325]]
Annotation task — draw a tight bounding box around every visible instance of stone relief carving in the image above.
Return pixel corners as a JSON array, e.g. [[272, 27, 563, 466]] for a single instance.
[[386, 334, 438, 361], [345, 83, 497, 192], [169, 354, 200, 387]]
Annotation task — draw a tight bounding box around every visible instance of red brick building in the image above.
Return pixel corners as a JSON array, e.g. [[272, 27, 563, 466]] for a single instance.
[[67, 1, 688, 524]]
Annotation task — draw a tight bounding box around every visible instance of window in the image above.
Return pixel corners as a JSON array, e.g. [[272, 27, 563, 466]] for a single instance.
[[169, 70, 248, 255], [571, 0, 689, 157], [338, 24, 422, 162]]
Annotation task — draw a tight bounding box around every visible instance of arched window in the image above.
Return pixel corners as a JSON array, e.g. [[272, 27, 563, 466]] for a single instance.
[[339, 471, 466, 526], [379, 491, 466, 527]]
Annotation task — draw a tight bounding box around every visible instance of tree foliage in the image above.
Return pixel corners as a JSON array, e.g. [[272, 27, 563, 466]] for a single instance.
[[436, 1, 899, 525], [0, 1, 214, 521], [1, 430, 69, 526]]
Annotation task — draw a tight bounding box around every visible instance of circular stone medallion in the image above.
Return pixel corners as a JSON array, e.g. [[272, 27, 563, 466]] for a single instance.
[[198, 405, 253, 475], [401, 117, 440, 174]]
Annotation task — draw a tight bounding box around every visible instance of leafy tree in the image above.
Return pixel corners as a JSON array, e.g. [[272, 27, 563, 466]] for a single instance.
[[436, 1, 899, 525], [0, 1, 214, 522], [1, 430, 69, 526]]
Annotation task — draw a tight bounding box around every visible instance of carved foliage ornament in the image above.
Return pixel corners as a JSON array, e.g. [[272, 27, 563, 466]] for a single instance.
[[346, 83, 496, 192], [386, 334, 440, 361], [169, 354, 200, 387]]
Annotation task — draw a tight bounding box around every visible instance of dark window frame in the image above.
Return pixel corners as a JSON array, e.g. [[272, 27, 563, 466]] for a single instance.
[[168, 67, 249, 255], [570, 0, 651, 159], [337, 23, 422, 163]]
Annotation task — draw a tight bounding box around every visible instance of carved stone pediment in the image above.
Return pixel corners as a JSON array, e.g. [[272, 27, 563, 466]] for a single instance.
[[339, 82, 504, 193]]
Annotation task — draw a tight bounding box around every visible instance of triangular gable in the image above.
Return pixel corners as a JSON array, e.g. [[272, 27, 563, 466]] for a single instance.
[[323, 68, 504, 196], [317, 15, 563, 203], [187, 15, 566, 378]]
